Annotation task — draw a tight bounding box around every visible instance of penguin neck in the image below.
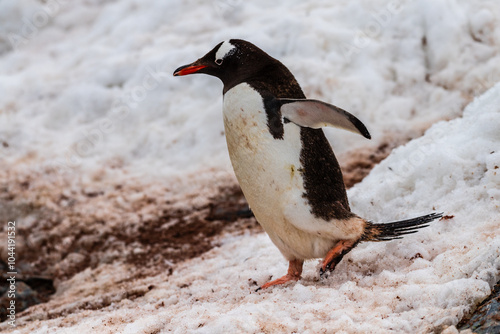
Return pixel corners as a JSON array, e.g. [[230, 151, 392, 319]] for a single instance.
[[222, 61, 302, 98]]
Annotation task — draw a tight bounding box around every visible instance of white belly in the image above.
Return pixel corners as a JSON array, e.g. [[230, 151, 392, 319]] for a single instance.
[[223, 83, 336, 260]]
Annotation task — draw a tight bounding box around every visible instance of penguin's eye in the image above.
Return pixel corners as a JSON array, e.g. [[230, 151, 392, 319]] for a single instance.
[[215, 58, 223, 65]]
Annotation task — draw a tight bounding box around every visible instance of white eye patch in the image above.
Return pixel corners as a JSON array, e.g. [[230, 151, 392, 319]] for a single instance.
[[215, 40, 236, 64]]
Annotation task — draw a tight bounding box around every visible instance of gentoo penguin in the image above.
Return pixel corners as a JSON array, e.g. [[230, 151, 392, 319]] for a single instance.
[[173, 39, 442, 290]]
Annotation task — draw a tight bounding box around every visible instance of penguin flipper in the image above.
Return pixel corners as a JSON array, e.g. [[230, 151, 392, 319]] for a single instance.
[[279, 99, 371, 139]]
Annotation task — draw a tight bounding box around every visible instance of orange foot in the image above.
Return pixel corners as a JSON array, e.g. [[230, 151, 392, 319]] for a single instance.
[[258, 259, 304, 290], [320, 239, 358, 276]]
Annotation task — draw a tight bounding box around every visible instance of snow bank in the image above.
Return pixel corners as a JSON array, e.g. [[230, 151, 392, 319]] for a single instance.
[[5, 78, 500, 334], [116, 82, 500, 332], [1, 0, 500, 333], [1, 0, 499, 187]]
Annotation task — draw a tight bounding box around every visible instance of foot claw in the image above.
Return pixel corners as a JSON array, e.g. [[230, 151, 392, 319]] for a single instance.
[[319, 263, 333, 277], [258, 259, 303, 290], [320, 239, 357, 278]]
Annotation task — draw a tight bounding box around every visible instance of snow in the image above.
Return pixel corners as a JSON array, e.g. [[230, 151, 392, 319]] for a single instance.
[[1, 0, 500, 333], [1, 0, 499, 185], [55, 84, 500, 331], [11, 79, 496, 334]]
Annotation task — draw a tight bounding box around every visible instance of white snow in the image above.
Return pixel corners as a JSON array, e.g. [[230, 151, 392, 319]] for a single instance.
[[12, 82, 498, 334], [1, 0, 499, 186], [1, 0, 500, 333]]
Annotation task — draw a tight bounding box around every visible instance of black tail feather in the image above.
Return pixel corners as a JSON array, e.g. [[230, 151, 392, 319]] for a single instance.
[[362, 212, 443, 242]]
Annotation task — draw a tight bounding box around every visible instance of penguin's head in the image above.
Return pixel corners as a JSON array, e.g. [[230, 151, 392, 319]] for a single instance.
[[174, 39, 275, 89]]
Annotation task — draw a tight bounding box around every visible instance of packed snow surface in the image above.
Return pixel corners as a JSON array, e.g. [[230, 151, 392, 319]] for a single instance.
[[1, 0, 500, 333], [6, 81, 500, 334]]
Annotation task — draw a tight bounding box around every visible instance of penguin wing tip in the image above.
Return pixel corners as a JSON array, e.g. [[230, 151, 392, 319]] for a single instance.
[[279, 98, 372, 140]]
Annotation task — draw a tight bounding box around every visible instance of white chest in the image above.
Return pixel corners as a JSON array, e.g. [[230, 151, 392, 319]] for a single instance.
[[222, 83, 336, 260], [222, 83, 303, 206]]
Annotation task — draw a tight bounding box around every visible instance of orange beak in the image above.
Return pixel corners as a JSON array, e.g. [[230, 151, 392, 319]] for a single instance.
[[173, 64, 208, 76]]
